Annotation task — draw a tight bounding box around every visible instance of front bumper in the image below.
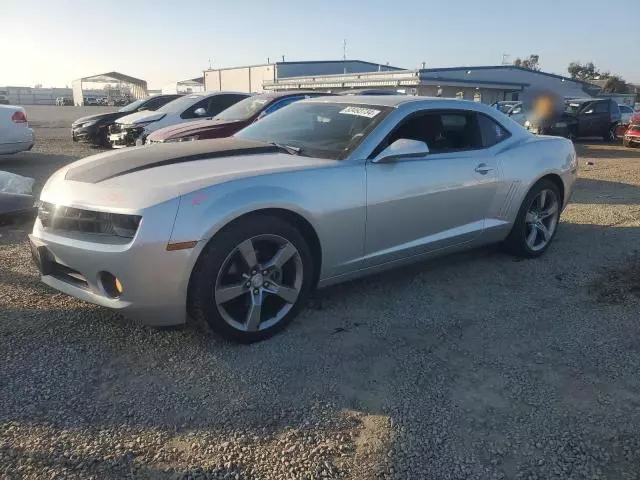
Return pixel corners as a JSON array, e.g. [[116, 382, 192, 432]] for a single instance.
[[527, 121, 569, 137], [28, 200, 193, 327], [71, 125, 106, 145], [109, 125, 146, 148]]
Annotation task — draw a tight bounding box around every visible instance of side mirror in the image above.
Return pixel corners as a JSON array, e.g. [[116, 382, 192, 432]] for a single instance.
[[194, 107, 207, 117], [372, 139, 429, 164]]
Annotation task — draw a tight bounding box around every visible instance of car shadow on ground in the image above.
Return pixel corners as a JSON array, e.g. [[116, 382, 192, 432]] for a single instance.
[[570, 177, 640, 205]]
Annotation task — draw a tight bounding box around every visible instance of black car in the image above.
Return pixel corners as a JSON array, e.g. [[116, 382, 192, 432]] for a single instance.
[[71, 94, 182, 147], [528, 98, 621, 141]]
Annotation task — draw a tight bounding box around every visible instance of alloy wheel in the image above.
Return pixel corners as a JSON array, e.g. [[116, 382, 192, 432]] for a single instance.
[[214, 234, 303, 332], [524, 189, 560, 251]]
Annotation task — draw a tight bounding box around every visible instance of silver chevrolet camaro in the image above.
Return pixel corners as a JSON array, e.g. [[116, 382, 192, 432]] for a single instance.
[[30, 96, 577, 342]]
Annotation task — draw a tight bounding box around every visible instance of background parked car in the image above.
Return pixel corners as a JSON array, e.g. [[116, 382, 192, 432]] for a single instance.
[[55, 97, 73, 106], [146, 91, 331, 144], [0, 105, 34, 154], [527, 98, 621, 141], [623, 124, 640, 148], [84, 97, 99, 106], [71, 94, 182, 147], [109, 91, 249, 148], [619, 104, 634, 125]]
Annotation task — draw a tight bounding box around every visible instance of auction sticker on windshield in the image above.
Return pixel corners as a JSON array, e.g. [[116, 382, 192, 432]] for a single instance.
[[339, 106, 381, 118]]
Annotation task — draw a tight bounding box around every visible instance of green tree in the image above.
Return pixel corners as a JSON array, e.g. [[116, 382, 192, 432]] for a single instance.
[[601, 75, 630, 94], [514, 54, 540, 71], [567, 61, 607, 81]]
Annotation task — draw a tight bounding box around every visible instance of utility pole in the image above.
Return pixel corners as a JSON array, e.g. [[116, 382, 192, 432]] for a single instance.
[[343, 39, 347, 73]]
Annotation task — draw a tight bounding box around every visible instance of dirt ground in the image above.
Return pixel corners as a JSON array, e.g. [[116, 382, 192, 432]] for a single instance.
[[1, 106, 640, 479]]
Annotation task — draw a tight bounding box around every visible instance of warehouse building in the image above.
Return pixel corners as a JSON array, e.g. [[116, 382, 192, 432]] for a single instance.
[[162, 77, 205, 95], [264, 65, 600, 104], [72, 71, 148, 106], [0, 86, 75, 105], [204, 60, 402, 93]]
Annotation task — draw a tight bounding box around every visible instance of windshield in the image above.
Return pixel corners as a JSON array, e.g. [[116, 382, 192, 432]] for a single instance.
[[235, 102, 391, 160], [156, 94, 204, 114], [118, 98, 147, 113], [215, 95, 272, 121]]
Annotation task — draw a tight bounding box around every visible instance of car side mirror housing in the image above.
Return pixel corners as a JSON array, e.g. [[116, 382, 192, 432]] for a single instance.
[[372, 139, 430, 164], [194, 107, 207, 117]]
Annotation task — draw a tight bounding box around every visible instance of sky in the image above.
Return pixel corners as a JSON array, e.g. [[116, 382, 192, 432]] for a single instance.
[[2, 0, 639, 89]]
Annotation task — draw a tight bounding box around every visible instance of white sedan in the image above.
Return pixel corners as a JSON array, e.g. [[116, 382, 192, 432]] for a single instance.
[[0, 105, 34, 155], [108, 92, 249, 148]]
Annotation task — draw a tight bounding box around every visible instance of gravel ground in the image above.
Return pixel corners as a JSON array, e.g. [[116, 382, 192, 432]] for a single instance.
[[1, 106, 640, 479]]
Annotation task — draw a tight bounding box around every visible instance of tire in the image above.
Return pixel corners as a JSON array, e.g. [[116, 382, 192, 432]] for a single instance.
[[566, 126, 577, 141], [188, 214, 314, 343], [504, 179, 562, 258], [604, 123, 618, 142]]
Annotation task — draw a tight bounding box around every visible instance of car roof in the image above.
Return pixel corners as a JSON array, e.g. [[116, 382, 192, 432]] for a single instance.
[[254, 90, 333, 100], [565, 98, 606, 104], [303, 95, 498, 109], [304, 95, 424, 107]]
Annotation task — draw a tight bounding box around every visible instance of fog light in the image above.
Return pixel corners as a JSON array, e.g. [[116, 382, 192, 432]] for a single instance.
[[99, 271, 123, 298]]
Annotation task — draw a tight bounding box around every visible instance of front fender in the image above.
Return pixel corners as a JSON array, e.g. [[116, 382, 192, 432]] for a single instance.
[[170, 183, 317, 245]]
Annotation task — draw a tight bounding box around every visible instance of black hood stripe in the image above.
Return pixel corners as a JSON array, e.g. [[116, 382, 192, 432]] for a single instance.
[[65, 138, 281, 184]]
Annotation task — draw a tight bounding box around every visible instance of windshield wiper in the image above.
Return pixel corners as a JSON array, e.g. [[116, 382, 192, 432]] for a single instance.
[[271, 142, 302, 156]]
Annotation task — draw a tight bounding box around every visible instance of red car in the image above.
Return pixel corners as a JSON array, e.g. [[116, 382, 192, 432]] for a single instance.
[[146, 91, 331, 144], [623, 124, 640, 148]]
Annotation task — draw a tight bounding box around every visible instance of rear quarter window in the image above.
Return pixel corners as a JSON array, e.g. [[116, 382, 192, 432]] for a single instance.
[[477, 114, 511, 148]]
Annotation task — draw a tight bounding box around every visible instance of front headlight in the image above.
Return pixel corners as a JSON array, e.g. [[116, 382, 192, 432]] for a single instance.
[[164, 135, 200, 143], [524, 120, 531, 128]]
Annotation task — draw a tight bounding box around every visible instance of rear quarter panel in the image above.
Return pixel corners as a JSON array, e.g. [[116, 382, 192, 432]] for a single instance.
[[494, 135, 577, 224]]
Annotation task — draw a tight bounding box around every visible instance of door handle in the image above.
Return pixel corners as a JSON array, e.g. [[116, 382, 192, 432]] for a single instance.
[[474, 163, 494, 175]]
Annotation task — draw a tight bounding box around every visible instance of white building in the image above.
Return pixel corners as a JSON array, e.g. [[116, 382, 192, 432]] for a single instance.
[[204, 60, 402, 93]]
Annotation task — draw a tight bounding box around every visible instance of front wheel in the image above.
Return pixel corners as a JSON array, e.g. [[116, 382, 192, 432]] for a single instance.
[[188, 215, 314, 343], [504, 179, 562, 258]]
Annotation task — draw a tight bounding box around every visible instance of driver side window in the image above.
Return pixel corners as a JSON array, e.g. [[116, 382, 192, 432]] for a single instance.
[[375, 110, 483, 156]]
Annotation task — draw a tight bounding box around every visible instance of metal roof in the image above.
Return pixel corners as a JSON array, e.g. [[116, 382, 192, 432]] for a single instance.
[[204, 59, 403, 72], [419, 65, 599, 87], [75, 71, 147, 86]]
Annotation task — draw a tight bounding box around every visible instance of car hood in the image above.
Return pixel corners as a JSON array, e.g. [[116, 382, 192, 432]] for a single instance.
[[40, 138, 334, 210], [115, 110, 165, 125], [72, 111, 125, 125], [148, 118, 247, 140]]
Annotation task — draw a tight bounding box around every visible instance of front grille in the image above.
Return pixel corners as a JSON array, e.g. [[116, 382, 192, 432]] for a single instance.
[[38, 202, 141, 238], [109, 124, 123, 134]]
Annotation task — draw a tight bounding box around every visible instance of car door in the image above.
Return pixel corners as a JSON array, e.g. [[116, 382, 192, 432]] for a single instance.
[[364, 109, 501, 266], [580, 101, 608, 136]]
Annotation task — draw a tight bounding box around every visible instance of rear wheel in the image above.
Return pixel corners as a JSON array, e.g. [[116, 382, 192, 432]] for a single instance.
[[604, 123, 618, 142], [188, 215, 314, 343], [504, 179, 561, 258]]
